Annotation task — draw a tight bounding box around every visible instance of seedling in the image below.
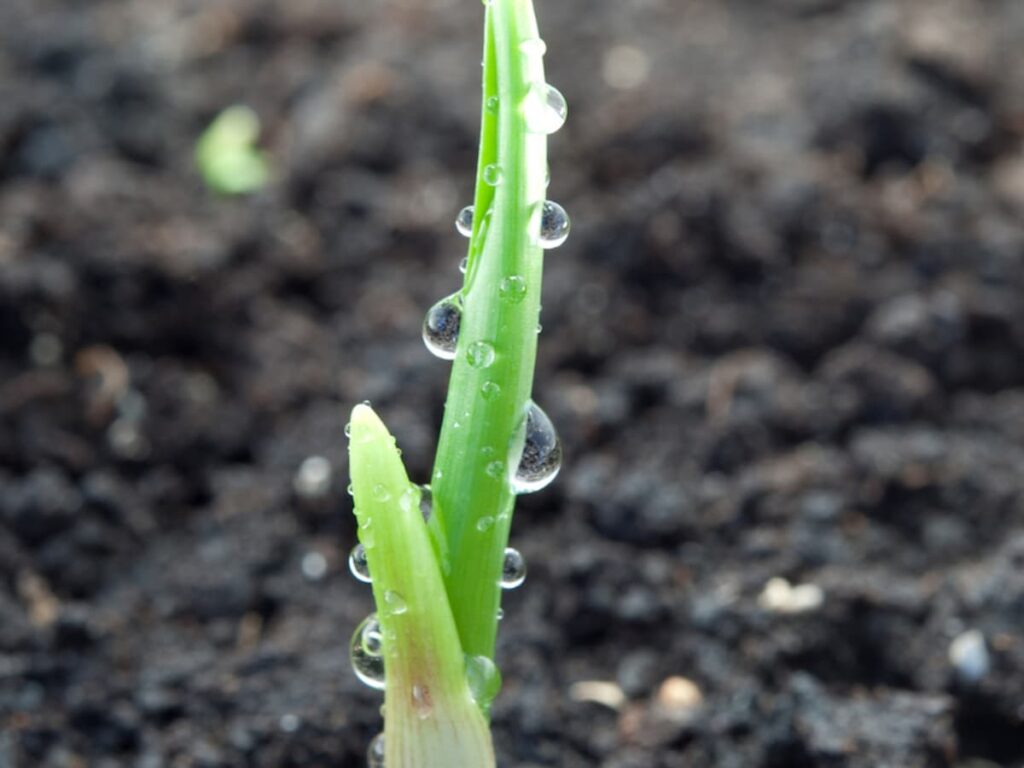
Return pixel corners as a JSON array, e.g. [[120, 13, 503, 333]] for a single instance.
[[346, 0, 568, 764], [195, 105, 269, 195]]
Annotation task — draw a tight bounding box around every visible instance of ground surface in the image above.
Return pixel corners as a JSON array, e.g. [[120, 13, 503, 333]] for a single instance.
[[2, 0, 1024, 766]]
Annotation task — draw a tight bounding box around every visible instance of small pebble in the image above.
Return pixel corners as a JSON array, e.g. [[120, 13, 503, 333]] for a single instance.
[[758, 577, 824, 614], [949, 629, 989, 683]]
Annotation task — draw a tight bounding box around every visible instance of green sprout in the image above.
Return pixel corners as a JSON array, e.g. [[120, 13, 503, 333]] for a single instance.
[[346, 0, 569, 764], [194, 105, 270, 195]]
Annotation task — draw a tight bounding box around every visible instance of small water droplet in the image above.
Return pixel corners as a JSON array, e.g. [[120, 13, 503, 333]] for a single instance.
[[455, 206, 474, 237], [344, 422, 352, 438], [465, 654, 502, 710], [476, 515, 496, 532], [367, 733, 385, 768], [347, 483, 355, 496], [418, 484, 433, 521], [524, 83, 567, 134], [350, 614, 386, 690], [293, 455, 332, 499], [412, 683, 433, 720], [501, 547, 527, 589], [384, 590, 408, 615], [512, 401, 562, 493], [481, 381, 501, 401], [348, 544, 371, 583], [485, 95, 499, 114], [485, 460, 505, 481], [466, 340, 496, 369], [496, 607, 505, 621], [483, 163, 503, 186], [433, 469, 444, 481], [372, 484, 391, 502], [499, 275, 528, 303], [423, 295, 462, 360], [519, 38, 548, 57], [459, 256, 468, 274], [539, 201, 570, 249]]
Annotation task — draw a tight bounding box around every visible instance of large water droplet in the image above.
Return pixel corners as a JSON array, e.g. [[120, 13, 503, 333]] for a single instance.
[[350, 614, 386, 690], [455, 206, 474, 237], [348, 543, 372, 583], [465, 655, 502, 710], [384, 590, 408, 615], [512, 401, 562, 493], [499, 275, 528, 304], [501, 547, 527, 589], [483, 164, 503, 186], [422, 295, 462, 360], [367, 733, 385, 768], [539, 201, 570, 249], [466, 340, 496, 369], [524, 83, 567, 135]]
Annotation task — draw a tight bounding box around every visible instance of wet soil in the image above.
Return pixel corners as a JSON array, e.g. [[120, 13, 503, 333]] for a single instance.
[[2, 0, 1024, 766]]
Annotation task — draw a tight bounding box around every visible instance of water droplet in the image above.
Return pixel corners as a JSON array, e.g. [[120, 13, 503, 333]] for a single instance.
[[350, 614, 386, 690], [499, 275, 528, 303], [466, 340, 496, 369], [512, 401, 562, 493], [524, 83, 567, 134], [483, 163, 503, 186], [496, 608, 504, 621], [367, 732, 385, 768], [348, 545, 371, 583], [459, 256, 468, 274], [485, 460, 505, 481], [481, 381, 501, 401], [455, 206, 474, 237], [476, 515, 495, 532], [465, 655, 502, 710], [372, 484, 391, 502], [384, 590, 408, 615], [539, 200, 570, 249], [519, 38, 548, 57], [347, 483, 355, 496], [433, 469, 444, 482], [485, 95, 499, 114], [422, 295, 462, 360], [412, 683, 433, 720], [501, 547, 527, 589], [344, 422, 352, 438]]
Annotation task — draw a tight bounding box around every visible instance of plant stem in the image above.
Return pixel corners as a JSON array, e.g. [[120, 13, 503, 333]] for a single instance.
[[429, 0, 549, 662]]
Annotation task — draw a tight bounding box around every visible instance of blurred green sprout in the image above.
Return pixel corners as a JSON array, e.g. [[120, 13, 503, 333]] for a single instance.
[[195, 105, 269, 195]]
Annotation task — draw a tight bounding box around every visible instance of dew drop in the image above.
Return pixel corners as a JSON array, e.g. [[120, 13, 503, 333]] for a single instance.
[[476, 515, 496, 532], [501, 547, 527, 589], [347, 483, 355, 496], [485, 460, 505, 481], [538, 201, 571, 249], [348, 544, 372, 583], [344, 422, 352, 438], [384, 590, 408, 615], [412, 683, 433, 720], [466, 340, 496, 369], [524, 83, 567, 135], [481, 381, 501, 401], [455, 206, 474, 237], [422, 295, 462, 360], [496, 608, 505, 621], [350, 614, 386, 690], [367, 733, 385, 768], [465, 654, 502, 710], [519, 38, 548, 57], [483, 163, 503, 186], [499, 275, 528, 304], [372, 484, 391, 502], [485, 95, 499, 114], [512, 401, 562, 493], [458, 256, 468, 274]]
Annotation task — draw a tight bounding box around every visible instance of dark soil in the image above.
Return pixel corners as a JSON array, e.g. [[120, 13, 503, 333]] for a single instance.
[[3, 0, 1024, 766]]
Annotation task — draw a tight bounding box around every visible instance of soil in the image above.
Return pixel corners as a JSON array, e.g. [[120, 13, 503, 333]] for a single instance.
[[2, 0, 1024, 766]]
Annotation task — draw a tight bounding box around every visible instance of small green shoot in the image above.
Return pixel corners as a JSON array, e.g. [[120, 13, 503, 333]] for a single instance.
[[347, 1, 568, 764], [195, 105, 270, 195]]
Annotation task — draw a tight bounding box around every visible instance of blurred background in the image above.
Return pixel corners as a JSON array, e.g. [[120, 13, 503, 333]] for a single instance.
[[2, 0, 1024, 766]]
